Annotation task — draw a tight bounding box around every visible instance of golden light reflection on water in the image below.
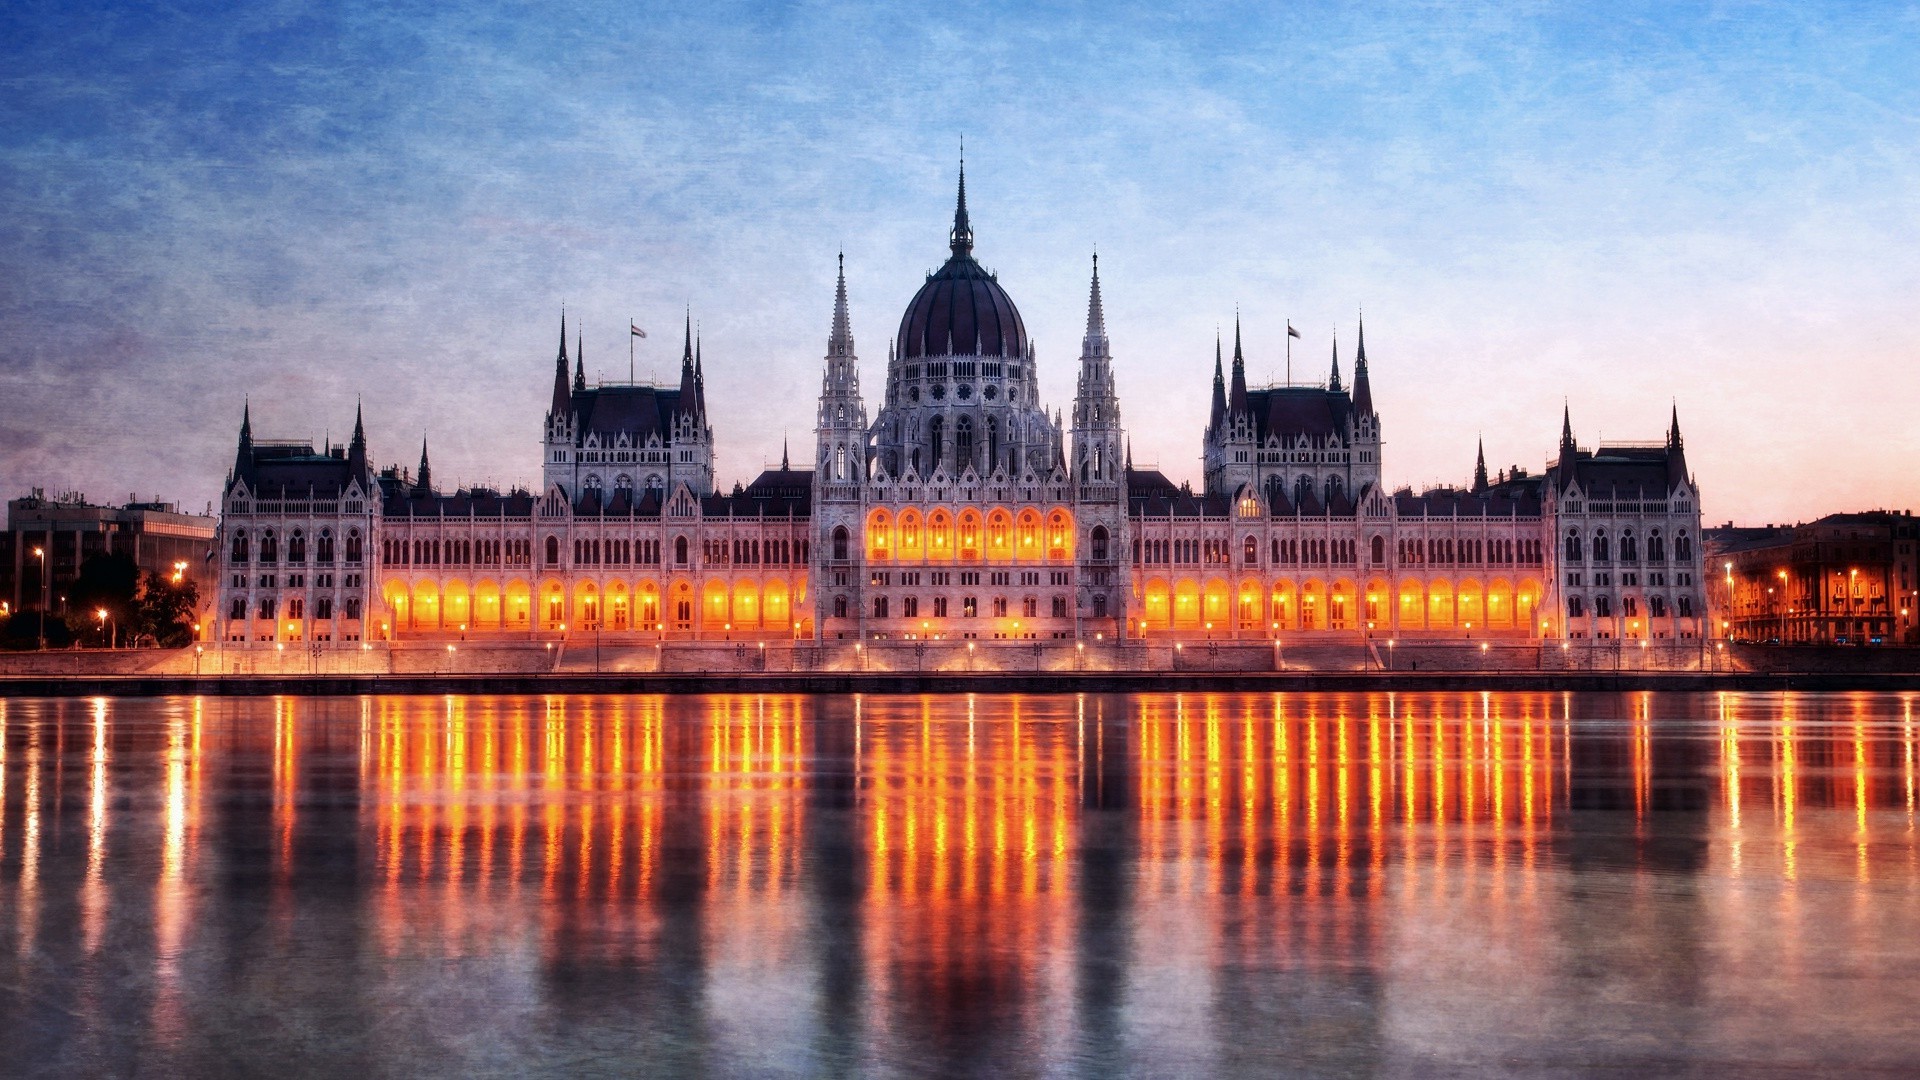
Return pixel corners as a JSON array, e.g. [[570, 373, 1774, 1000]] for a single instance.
[[6, 692, 1920, 1070]]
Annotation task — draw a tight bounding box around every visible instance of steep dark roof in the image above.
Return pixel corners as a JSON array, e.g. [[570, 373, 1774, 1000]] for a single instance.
[[1550, 445, 1688, 496], [379, 486, 539, 518], [1245, 386, 1354, 442], [570, 384, 688, 445], [895, 167, 1028, 361], [236, 442, 371, 499]]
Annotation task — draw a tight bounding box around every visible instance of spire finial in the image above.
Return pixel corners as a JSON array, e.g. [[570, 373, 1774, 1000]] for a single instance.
[[829, 252, 855, 356], [573, 325, 585, 391], [1082, 251, 1107, 347], [1669, 400, 1683, 448], [950, 154, 973, 257], [1328, 328, 1342, 392], [1473, 436, 1489, 493], [781, 433, 790, 471], [415, 435, 432, 494]]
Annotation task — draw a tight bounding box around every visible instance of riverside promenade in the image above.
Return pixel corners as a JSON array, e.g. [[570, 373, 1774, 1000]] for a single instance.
[[3, 639, 1916, 697]]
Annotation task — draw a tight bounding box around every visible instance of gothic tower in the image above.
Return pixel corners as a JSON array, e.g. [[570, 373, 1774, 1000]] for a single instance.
[[1070, 253, 1128, 630]]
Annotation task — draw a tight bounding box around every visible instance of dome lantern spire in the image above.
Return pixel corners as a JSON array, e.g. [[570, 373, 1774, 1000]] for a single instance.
[[950, 157, 973, 257]]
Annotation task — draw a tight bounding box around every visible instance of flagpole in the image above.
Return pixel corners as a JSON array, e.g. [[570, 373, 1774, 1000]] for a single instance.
[[629, 315, 635, 383], [1286, 320, 1292, 386]]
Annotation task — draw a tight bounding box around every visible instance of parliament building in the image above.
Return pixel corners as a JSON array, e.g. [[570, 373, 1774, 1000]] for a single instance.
[[214, 168, 1708, 652]]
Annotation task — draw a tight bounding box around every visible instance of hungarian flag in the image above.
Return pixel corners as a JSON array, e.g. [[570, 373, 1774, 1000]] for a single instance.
[[630, 323, 646, 338], [1287, 323, 1301, 340]]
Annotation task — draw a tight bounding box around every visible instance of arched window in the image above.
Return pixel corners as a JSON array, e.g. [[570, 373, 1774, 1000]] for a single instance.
[[1647, 531, 1666, 562], [833, 595, 848, 618], [345, 529, 363, 563], [316, 529, 334, 564], [232, 529, 248, 563], [1091, 525, 1109, 561], [956, 416, 975, 473], [675, 536, 690, 564], [616, 474, 633, 490], [1568, 596, 1584, 617], [929, 416, 945, 470], [259, 530, 278, 564], [288, 530, 306, 564], [1325, 475, 1343, 503], [1676, 532, 1693, 561], [584, 474, 603, 491], [1294, 475, 1312, 507], [545, 535, 561, 566], [1371, 534, 1386, 565], [1564, 530, 1582, 562], [1620, 532, 1638, 562], [1592, 532, 1610, 562], [987, 418, 1000, 475], [1243, 536, 1259, 564], [832, 526, 850, 561]]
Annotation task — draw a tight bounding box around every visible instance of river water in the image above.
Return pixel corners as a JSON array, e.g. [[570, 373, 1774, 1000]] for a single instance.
[[2, 692, 1918, 1078]]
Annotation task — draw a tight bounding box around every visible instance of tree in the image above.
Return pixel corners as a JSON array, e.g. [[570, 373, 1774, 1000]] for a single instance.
[[137, 570, 201, 647], [71, 552, 140, 646]]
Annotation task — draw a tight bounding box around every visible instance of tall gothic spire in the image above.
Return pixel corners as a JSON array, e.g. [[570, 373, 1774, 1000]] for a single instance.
[[415, 437, 432, 495], [233, 399, 254, 482], [1209, 334, 1227, 430], [1668, 401, 1683, 449], [573, 326, 585, 392], [1473, 437, 1489, 493], [1560, 402, 1577, 460], [347, 400, 367, 478], [1328, 330, 1343, 393], [1228, 314, 1249, 417], [693, 333, 708, 420], [1082, 252, 1107, 352], [949, 158, 973, 257], [1351, 311, 1373, 416], [550, 310, 571, 421], [829, 252, 855, 357], [677, 311, 697, 417]]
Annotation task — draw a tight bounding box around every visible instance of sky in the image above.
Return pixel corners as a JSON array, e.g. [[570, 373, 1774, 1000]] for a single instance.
[[2, 0, 1916, 525]]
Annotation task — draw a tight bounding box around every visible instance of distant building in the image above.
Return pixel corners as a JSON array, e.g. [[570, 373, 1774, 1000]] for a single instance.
[[1, 490, 216, 618], [213, 165, 1709, 650], [1707, 511, 1920, 644]]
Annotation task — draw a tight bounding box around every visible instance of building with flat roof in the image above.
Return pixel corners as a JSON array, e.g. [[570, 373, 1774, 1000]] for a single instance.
[[1707, 511, 1920, 644], [1, 490, 217, 619]]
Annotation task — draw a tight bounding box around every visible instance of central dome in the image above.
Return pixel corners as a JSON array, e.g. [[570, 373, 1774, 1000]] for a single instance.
[[895, 167, 1029, 361]]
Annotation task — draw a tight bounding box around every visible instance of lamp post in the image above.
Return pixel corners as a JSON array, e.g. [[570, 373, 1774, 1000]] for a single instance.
[[95, 608, 115, 650], [32, 546, 46, 650]]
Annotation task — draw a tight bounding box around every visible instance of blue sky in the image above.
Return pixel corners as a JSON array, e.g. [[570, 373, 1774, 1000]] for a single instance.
[[2, 0, 1916, 522]]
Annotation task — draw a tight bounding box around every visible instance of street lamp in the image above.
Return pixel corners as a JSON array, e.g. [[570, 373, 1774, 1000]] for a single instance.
[[95, 607, 115, 650], [32, 546, 46, 650]]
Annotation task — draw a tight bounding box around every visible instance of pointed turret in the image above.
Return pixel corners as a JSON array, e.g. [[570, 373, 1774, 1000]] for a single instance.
[[573, 327, 586, 392], [1229, 315, 1249, 417], [1328, 331, 1343, 393], [1351, 313, 1374, 416], [693, 334, 708, 419], [1473, 437, 1489, 494], [414, 437, 432, 495], [1082, 252, 1108, 354], [347, 400, 367, 479], [780, 436, 790, 471], [550, 310, 571, 422], [949, 159, 973, 257], [828, 252, 855, 357], [1559, 402, 1577, 461], [232, 399, 254, 483], [1209, 335, 1227, 430], [677, 312, 697, 416], [1666, 402, 1690, 491]]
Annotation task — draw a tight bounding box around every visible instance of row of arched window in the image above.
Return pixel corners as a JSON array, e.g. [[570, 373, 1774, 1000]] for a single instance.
[[230, 527, 360, 565], [1563, 528, 1691, 564], [1567, 594, 1695, 619]]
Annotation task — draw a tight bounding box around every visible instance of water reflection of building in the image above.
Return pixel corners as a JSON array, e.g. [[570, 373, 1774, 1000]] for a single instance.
[[7, 693, 1920, 1071]]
